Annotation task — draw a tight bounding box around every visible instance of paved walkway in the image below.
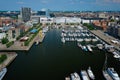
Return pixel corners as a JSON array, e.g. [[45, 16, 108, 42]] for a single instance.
[[0, 30, 45, 51], [0, 52, 17, 71]]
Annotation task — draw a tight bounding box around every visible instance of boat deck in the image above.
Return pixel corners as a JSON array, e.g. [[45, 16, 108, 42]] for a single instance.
[[102, 71, 113, 80]]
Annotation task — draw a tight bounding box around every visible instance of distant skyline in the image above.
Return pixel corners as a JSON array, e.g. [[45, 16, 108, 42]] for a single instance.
[[0, 0, 120, 11]]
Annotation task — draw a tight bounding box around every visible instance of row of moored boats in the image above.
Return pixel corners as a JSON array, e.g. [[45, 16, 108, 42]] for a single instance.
[[77, 43, 93, 52], [65, 67, 95, 80], [65, 67, 120, 80], [61, 28, 99, 44], [61, 28, 120, 60]]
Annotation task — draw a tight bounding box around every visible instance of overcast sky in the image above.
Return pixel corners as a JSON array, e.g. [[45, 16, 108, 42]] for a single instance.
[[0, 0, 120, 11]]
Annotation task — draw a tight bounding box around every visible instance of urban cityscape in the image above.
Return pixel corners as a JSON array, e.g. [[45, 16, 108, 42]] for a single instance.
[[0, 0, 120, 80]]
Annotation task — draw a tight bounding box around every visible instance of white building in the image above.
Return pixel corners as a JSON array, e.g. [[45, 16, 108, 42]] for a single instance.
[[81, 19, 90, 24], [0, 33, 6, 42], [99, 13, 106, 18], [54, 17, 81, 24], [31, 16, 53, 24], [25, 21, 33, 27]]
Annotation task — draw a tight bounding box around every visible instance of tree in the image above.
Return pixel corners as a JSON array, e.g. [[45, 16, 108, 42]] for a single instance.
[[1, 37, 9, 44], [0, 54, 7, 64], [110, 19, 115, 22]]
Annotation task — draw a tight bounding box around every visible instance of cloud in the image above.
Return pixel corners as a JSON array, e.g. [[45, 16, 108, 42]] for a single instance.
[[69, 0, 75, 4], [112, 0, 120, 3], [16, 1, 25, 4], [69, 0, 85, 4], [94, 0, 106, 5], [92, 0, 120, 6], [41, 0, 49, 4], [79, 1, 85, 4], [97, 0, 120, 3]]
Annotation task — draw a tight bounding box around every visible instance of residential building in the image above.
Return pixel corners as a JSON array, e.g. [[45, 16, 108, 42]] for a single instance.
[[118, 28, 120, 37], [107, 23, 120, 38], [21, 7, 31, 22], [0, 33, 6, 42]]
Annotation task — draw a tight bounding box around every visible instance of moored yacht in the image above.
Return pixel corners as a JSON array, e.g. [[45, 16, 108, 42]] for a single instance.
[[35, 41, 39, 45], [0, 68, 7, 80], [107, 68, 120, 80], [80, 70, 90, 80], [97, 44, 103, 50], [71, 73, 75, 80], [112, 51, 120, 59], [61, 37, 65, 43], [87, 67, 95, 80], [65, 76, 70, 80], [83, 46, 88, 51], [77, 43, 82, 49], [74, 72, 81, 80], [102, 70, 113, 80], [87, 45, 93, 52]]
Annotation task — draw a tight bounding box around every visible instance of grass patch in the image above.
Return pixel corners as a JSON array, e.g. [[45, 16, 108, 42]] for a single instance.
[[6, 41, 14, 48], [16, 23, 41, 40], [83, 23, 95, 30], [24, 28, 42, 46], [1, 37, 9, 44], [0, 54, 7, 64]]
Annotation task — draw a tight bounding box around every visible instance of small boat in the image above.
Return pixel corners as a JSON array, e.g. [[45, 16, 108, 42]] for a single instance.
[[35, 41, 39, 45], [71, 73, 75, 80], [65, 76, 70, 80], [77, 43, 82, 49], [73, 72, 81, 80], [70, 72, 81, 80], [114, 54, 120, 59], [92, 39, 98, 42], [107, 68, 120, 80], [87, 45, 93, 52], [77, 39, 83, 42], [83, 46, 88, 51], [102, 70, 113, 80], [113, 51, 120, 59], [80, 70, 90, 80], [0, 68, 7, 80], [61, 37, 65, 43], [87, 67, 95, 80], [97, 44, 103, 50], [62, 29, 65, 33]]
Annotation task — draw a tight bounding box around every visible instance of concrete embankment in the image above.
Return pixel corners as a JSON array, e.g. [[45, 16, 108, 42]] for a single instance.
[[0, 52, 17, 71]]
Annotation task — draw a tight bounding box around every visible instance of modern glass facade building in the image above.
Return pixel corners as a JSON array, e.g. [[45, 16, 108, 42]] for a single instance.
[[21, 7, 31, 22], [37, 9, 50, 17]]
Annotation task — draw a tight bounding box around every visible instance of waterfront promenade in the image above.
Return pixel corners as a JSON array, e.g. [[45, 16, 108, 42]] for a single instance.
[[0, 30, 45, 51], [91, 30, 120, 50], [0, 52, 17, 71]]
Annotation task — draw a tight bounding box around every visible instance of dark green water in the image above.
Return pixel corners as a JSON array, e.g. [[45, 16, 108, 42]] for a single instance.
[[4, 29, 120, 80]]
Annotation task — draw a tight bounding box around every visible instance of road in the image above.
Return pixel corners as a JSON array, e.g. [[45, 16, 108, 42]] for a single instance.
[[91, 30, 120, 50]]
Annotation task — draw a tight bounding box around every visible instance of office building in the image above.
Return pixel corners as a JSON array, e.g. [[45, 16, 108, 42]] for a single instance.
[[37, 9, 50, 17]]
